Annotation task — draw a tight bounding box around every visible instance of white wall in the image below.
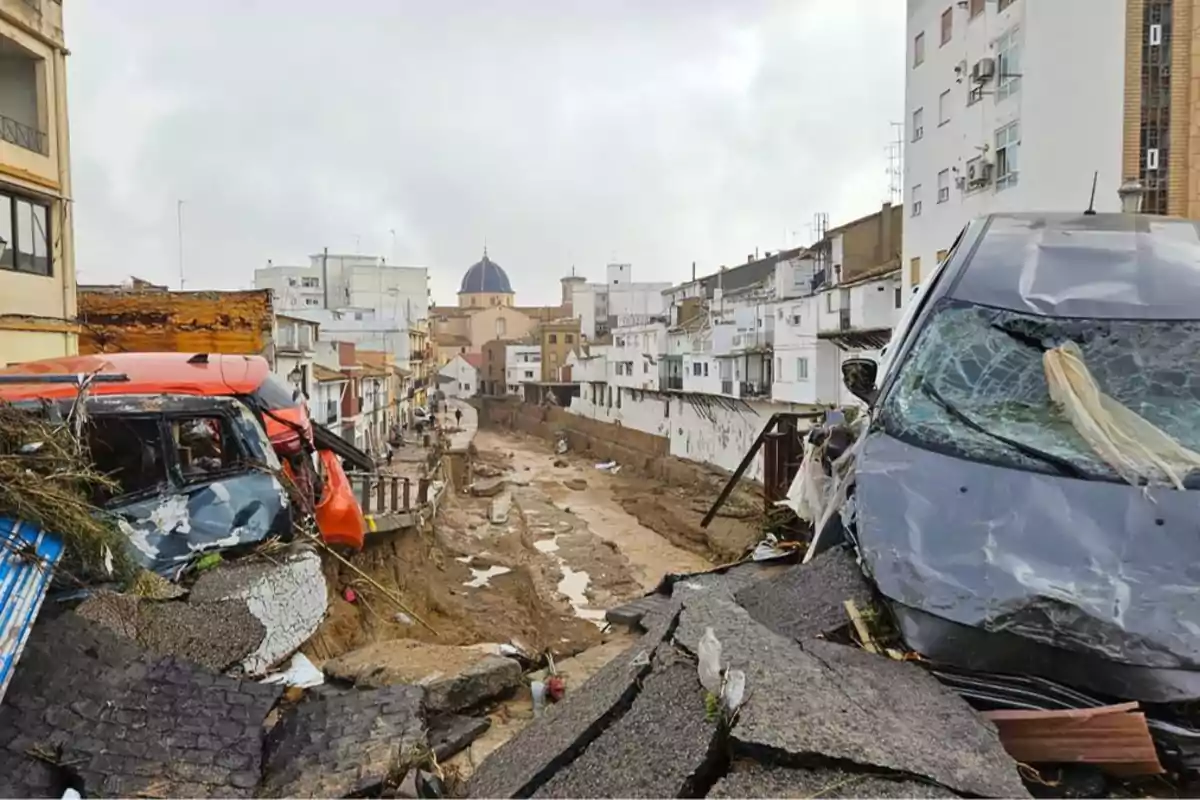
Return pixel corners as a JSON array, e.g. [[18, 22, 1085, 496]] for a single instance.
[[903, 0, 1126, 294], [506, 344, 542, 393], [567, 391, 816, 482], [314, 380, 345, 429], [255, 256, 431, 321], [440, 356, 479, 398]]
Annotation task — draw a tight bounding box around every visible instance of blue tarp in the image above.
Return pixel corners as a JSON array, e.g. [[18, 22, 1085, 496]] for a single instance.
[[0, 518, 64, 705]]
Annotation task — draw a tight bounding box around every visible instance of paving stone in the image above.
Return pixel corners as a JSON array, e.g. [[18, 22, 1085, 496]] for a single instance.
[[428, 714, 491, 761], [733, 546, 874, 642], [323, 639, 522, 713], [708, 762, 958, 799], [471, 477, 507, 497], [0, 612, 281, 799], [260, 684, 426, 798], [467, 603, 680, 799], [533, 647, 718, 799], [665, 560, 785, 603], [674, 591, 1027, 799]]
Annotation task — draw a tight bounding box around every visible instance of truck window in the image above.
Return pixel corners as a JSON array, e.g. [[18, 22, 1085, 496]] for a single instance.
[[86, 416, 168, 504]]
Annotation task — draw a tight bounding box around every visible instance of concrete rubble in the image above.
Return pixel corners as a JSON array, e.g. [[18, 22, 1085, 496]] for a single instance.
[[468, 548, 1032, 799]]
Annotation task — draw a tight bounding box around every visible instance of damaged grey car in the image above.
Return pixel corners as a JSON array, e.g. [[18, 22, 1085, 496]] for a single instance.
[[826, 212, 1200, 769]]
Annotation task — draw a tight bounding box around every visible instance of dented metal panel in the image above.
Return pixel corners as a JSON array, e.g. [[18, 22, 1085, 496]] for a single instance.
[[0, 518, 64, 704]]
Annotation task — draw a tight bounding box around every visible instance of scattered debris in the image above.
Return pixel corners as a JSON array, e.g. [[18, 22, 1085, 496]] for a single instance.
[[563, 478, 587, 491], [261, 652, 325, 689], [594, 461, 621, 474], [471, 477, 507, 498]]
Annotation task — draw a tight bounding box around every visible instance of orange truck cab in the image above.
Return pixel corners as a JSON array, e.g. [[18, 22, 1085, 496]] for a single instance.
[[0, 352, 368, 550]]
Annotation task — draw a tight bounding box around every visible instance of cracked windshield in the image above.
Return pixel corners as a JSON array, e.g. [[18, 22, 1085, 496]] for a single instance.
[[1, 1, 1198, 798]]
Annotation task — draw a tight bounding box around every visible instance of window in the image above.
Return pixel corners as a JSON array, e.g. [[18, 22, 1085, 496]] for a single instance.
[[995, 121, 1020, 189], [566, 334, 574, 343], [913, 31, 925, 67], [937, 169, 950, 203], [524, 370, 533, 379], [995, 27, 1020, 101], [895, 287, 903, 308], [495, 317, 507, 338], [86, 416, 168, 504], [796, 358, 809, 380], [643, 362, 649, 373], [998, 0, 1016, 9], [1148, 147, 1160, 171], [936, 248, 949, 264], [703, 362, 709, 377], [1150, 23, 1163, 46], [912, 107, 924, 141], [305, 298, 320, 306], [616, 388, 622, 409], [909, 257, 922, 286], [693, 362, 702, 376], [940, 7, 953, 45], [969, 0, 984, 18], [172, 417, 239, 480], [938, 90, 951, 126], [0, 192, 50, 276], [301, 277, 319, 288], [548, 334, 557, 344], [911, 184, 923, 216]]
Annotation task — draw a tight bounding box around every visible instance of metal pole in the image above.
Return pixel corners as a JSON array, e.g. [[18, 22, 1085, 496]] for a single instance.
[[177, 199, 185, 290], [322, 247, 329, 309]]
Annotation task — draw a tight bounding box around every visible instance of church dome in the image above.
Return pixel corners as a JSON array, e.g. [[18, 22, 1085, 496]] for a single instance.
[[459, 251, 514, 295]]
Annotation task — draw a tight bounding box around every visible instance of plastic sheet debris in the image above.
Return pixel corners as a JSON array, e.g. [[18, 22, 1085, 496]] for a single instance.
[[721, 668, 746, 714], [697, 627, 723, 695], [594, 461, 621, 474], [555, 437, 569, 455], [750, 533, 797, 562], [531, 679, 548, 717], [261, 652, 325, 689]]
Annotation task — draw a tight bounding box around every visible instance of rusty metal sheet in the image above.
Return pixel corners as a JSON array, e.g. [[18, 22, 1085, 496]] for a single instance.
[[0, 518, 64, 705]]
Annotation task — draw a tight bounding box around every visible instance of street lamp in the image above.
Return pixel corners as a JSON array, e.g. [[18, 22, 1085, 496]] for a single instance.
[[1118, 179, 1145, 214]]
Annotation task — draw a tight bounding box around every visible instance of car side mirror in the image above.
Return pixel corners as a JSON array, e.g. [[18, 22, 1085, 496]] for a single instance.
[[841, 357, 879, 405]]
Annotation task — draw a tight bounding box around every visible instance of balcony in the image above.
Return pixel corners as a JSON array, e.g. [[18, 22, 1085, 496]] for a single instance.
[[721, 379, 733, 395], [277, 324, 315, 353], [740, 380, 769, 398], [839, 308, 851, 331], [662, 376, 683, 391]]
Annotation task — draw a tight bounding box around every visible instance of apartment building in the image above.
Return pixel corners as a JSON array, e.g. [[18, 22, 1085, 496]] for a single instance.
[[0, 0, 74, 367], [538, 318, 581, 382], [567, 263, 672, 340], [255, 254, 431, 322], [504, 343, 541, 395], [904, 0, 1187, 294]]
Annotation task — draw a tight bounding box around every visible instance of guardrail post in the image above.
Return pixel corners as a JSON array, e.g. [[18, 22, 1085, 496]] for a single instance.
[[376, 479, 385, 513], [390, 477, 399, 511], [359, 476, 371, 514], [403, 478, 411, 510], [418, 477, 430, 504]]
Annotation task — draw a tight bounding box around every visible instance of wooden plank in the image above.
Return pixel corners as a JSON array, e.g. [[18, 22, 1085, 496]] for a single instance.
[[982, 704, 1163, 776]]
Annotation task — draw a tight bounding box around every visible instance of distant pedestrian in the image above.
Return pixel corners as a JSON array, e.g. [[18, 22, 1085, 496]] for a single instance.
[[455, 408, 463, 427]]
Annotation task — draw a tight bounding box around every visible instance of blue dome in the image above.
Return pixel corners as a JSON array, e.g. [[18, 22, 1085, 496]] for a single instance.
[[459, 252, 514, 295]]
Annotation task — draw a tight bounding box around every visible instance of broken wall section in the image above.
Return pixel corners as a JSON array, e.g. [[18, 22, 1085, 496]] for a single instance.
[[77, 289, 275, 356]]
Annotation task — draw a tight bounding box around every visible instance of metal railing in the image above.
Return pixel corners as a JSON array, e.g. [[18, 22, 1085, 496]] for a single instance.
[[347, 473, 430, 516], [662, 377, 683, 391], [721, 379, 733, 395], [740, 381, 768, 398], [839, 308, 851, 330], [0, 114, 47, 155]]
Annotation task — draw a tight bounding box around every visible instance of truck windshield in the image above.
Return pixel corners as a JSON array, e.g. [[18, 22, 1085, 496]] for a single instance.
[[881, 298, 1200, 481]]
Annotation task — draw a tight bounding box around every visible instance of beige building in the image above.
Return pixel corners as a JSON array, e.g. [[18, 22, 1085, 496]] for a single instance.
[[538, 318, 581, 382], [0, 0, 74, 367]]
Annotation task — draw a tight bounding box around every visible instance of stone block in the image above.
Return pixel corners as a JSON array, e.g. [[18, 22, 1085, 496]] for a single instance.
[[708, 762, 958, 799]]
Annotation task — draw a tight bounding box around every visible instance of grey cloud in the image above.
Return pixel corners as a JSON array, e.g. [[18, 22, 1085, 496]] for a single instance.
[[67, 0, 903, 304]]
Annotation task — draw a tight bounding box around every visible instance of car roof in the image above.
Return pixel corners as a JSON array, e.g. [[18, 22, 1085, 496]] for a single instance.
[[0, 353, 269, 402], [948, 212, 1200, 320]]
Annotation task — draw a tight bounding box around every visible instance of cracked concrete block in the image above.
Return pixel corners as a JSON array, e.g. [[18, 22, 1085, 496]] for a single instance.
[[708, 762, 958, 799], [489, 491, 512, 525], [533, 648, 717, 799], [324, 639, 522, 713], [674, 592, 1027, 799], [261, 684, 426, 798], [189, 548, 327, 675], [733, 546, 875, 642], [429, 714, 491, 761], [0, 613, 281, 799], [467, 604, 680, 799]]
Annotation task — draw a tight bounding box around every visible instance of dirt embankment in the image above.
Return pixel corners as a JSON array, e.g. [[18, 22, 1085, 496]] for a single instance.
[[306, 428, 734, 665]]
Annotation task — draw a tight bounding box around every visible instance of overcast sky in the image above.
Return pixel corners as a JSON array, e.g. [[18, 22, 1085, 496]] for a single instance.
[[66, 1, 904, 307]]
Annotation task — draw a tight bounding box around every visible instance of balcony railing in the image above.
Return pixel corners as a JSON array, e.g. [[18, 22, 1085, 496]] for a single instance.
[[0, 114, 47, 155], [740, 381, 769, 398], [839, 308, 851, 331], [662, 376, 683, 391], [721, 379, 733, 395]]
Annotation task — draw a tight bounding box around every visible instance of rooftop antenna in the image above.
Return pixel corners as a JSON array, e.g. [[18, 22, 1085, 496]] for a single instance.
[[1084, 171, 1099, 215]]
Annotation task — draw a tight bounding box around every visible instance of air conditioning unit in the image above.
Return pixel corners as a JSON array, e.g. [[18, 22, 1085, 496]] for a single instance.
[[788, 315, 802, 325], [971, 58, 996, 84], [967, 159, 994, 188]]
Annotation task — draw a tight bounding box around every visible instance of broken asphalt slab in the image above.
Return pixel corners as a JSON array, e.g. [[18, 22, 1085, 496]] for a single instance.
[[472, 477, 508, 497], [733, 546, 875, 641], [708, 762, 958, 799], [260, 684, 426, 798], [467, 602, 681, 799], [532, 647, 719, 799], [429, 714, 492, 762], [323, 638, 523, 713], [673, 591, 1029, 799], [490, 491, 512, 524], [0, 612, 280, 798]]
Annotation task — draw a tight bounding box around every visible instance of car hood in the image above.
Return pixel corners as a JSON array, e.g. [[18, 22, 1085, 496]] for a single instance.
[[854, 432, 1200, 698]]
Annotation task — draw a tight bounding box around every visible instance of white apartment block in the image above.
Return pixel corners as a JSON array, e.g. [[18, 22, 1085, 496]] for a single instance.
[[505, 344, 541, 395], [568, 263, 672, 340], [288, 307, 412, 363], [609, 316, 668, 390], [255, 254, 431, 321], [903, 0, 1135, 296]]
